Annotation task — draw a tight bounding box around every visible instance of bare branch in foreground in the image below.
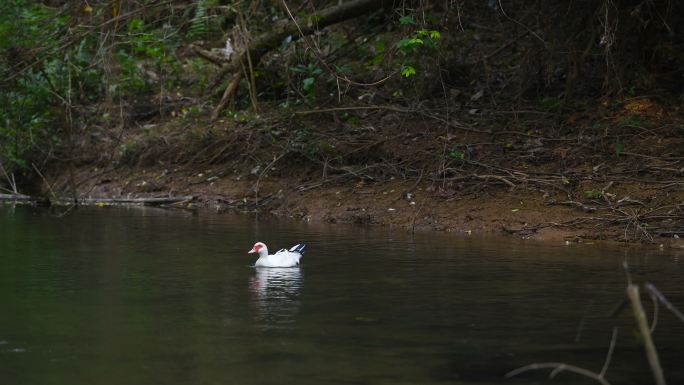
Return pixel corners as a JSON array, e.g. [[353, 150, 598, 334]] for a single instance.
[[506, 362, 611, 385], [506, 327, 618, 385], [627, 284, 667, 385]]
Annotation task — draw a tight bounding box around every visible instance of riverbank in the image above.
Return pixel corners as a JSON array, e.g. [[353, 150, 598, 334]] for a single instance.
[[10, 162, 682, 247], [24, 99, 684, 247], [82, 171, 682, 246], [8, 98, 682, 246]]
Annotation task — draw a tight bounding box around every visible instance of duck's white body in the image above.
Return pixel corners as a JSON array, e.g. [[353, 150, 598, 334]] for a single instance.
[[249, 242, 306, 268]]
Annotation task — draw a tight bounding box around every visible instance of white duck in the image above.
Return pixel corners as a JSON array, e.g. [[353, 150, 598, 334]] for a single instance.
[[248, 242, 306, 268]]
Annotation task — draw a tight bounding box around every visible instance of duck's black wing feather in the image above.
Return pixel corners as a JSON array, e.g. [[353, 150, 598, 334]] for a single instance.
[[289, 243, 306, 254]]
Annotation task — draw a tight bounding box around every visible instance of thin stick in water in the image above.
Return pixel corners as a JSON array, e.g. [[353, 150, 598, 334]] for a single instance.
[[645, 283, 684, 323]]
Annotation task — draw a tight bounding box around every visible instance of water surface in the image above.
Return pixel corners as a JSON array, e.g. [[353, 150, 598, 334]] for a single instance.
[[1, 205, 683, 384]]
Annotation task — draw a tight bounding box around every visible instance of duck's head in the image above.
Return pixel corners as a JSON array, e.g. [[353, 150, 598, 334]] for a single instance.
[[248, 242, 267, 254]]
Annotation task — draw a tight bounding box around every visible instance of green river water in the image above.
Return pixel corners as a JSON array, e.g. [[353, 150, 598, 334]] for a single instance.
[[1, 205, 683, 384]]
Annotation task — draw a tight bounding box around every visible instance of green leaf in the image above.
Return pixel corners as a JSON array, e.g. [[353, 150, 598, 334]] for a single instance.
[[290, 65, 308, 73], [541, 97, 561, 110], [584, 189, 602, 199], [448, 150, 465, 159], [395, 38, 412, 50], [401, 66, 416, 77], [128, 18, 143, 32], [614, 142, 625, 158], [369, 54, 384, 66], [429, 30, 441, 39], [188, 0, 207, 38], [302, 77, 315, 91], [399, 15, 415, 25]]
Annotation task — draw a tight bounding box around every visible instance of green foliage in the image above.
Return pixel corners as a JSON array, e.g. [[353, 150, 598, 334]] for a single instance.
[[186, 0, 225, 40], [399, 15, 415, 25], [395, 29, 440, 55], [584, 189, 602, 199], [368, 40, 386, 66], [0, 1, 191, 174], [302, 77, 316, 93], [0, 1, 65, 172], [395, 37, 424, 53], [115, 18, 181, 94], [188, 0, 208, 39], [541, 97, 562, 111], [400, 65, 416, 78], [290, 63, 323, 99], [448, 149, 465, 159], [340, 112, 360, 126], [393, 17, 441, 80], [447, 144, 468, 160], [424, 30, 441, 40]]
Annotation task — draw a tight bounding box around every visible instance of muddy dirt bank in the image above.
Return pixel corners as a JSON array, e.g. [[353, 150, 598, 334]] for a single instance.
[[19, 97, 680, 248], [43, 162, 684, 249]]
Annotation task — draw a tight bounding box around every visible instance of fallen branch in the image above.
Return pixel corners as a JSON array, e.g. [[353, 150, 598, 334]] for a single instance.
[[3, 196, 201, 206], [75, 196, 195, 206], [0, 193, 34, 201], [0, 160, 19, 194], [0, 194, 195, 206], [210, 72, 243, 121], [189, 43, 227, 66], [210, 0, 386, 120], [557, 200, 597, 212], [32, 163, 58, 203], [296, 105, 486, 133], [474, 174, 516, 189]]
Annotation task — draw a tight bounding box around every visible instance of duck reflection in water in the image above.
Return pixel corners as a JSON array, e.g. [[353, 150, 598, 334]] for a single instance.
[[249, 267, 303, 327]]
